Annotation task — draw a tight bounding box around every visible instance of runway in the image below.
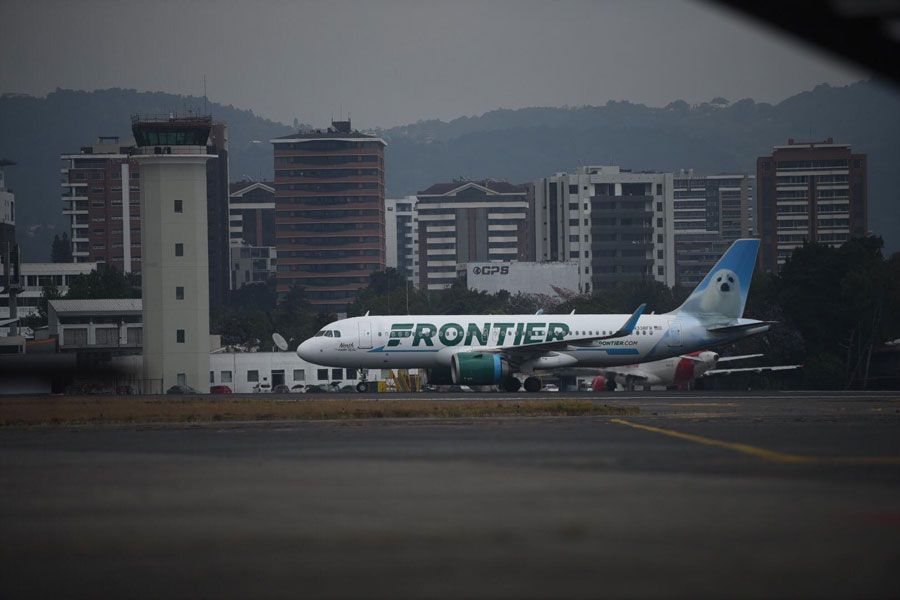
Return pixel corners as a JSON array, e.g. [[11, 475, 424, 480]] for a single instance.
[[2, 391, 899, 598]]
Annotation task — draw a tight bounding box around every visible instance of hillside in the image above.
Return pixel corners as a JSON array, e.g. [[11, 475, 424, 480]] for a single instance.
[[0, 88, 294, 260], [2, 81, 899, 260], [380, 81, 900, 252]]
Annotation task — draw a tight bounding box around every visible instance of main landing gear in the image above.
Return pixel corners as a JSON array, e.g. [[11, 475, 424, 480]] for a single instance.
[[523, 376, 542, 393], [501, 376, 521, 392]]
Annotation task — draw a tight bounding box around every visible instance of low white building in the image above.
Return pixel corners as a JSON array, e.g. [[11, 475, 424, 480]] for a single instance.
[[209, 351, 393, 392], [48, 298, 143, 350], [465, 261, 583, 298], [1, 262, 98, 334]]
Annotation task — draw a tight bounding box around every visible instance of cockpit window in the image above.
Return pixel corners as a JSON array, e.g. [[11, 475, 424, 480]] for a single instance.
[[324, 330, 333, 337], [314, 331, 325, 337], [333, 330, 341, 338]]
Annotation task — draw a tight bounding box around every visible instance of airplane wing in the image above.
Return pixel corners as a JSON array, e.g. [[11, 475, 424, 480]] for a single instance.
[[493, 303, 647, 356], [703, 365, 802, 376], [715, 354, 764, 363]]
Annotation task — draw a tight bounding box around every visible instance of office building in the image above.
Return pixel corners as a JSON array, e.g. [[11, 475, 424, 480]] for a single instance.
[[757, 138, 867, 271], [385, 195, 419, 283], [60, 128, 230, 307], [672, 171, 755, 287], [132, 114, 214, 393], [416, 180, 533, 290], [272, 119, 386, 314], [205, 123, 230, 309], [534, 166, 675, 292]]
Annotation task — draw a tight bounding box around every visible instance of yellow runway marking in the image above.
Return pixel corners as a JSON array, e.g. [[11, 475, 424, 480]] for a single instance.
[[610, 419, 900, 465]]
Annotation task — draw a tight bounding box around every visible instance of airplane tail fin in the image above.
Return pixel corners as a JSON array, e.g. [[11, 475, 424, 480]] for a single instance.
[[671, 238, 760, 320]]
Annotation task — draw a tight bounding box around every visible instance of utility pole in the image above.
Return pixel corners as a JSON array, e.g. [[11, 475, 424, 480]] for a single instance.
[[2, 241, 21, 336]]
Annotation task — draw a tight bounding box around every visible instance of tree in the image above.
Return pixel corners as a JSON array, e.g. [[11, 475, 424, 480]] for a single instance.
[[19, 283, 62, 329], [66, 263, 140, 299], [51, 232, 72, 263]]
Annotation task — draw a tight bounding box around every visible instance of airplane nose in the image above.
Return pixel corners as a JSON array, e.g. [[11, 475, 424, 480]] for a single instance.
[[296, 339, 313, 361]]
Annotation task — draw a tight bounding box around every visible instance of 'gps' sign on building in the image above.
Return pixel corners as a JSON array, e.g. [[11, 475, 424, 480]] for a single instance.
[[466, 261, 581, 298]]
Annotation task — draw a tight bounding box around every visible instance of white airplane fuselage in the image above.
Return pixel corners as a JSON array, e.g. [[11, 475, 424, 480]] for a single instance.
[[297, 313, 766, 372]]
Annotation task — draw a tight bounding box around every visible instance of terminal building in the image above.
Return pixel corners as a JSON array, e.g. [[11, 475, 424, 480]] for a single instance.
[[757, 138, 867, 271], [533, 166, 675, 292]]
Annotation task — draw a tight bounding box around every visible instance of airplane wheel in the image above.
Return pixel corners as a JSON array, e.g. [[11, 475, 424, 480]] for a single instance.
[[502, 377, 521, 392], [356, 381, 369, 393], [523, 376, 541, 393]]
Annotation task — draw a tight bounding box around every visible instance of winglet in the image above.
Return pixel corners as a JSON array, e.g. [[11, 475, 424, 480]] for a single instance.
[[609, 303, 645, 338], [589, 303, 645, 341]]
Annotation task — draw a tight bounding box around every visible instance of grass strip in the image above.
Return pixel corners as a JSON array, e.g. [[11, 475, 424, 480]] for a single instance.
[[0, 396, 638, 426]]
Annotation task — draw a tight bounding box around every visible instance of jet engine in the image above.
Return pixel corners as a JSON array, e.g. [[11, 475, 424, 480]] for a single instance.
[[450, 352, 512, 385]]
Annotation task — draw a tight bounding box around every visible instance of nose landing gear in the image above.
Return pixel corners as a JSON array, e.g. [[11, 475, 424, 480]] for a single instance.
[[356, 369, 370, 393]]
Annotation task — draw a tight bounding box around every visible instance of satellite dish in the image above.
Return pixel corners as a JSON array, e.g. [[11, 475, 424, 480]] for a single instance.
[[272, 332, 289, 351]]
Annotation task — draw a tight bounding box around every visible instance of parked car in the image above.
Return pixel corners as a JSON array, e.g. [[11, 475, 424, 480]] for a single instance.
[[290, 384, 306, 393], [542, 383, 559, 392], [166, 384, 198, 395], [210, 385, 232, 394], [272, 384, 291, 394], [304, 384, 326, 394]]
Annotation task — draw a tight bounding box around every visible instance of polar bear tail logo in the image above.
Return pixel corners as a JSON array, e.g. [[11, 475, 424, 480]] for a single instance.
[[671, 239, 760, 319]]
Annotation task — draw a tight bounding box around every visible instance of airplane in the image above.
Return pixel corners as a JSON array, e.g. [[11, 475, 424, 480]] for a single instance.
[[589, 351, 801, 391], [296, 238, 771, 392]]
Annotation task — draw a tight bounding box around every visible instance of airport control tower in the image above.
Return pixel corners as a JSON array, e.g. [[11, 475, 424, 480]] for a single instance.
[[131, 115, 215, 393]]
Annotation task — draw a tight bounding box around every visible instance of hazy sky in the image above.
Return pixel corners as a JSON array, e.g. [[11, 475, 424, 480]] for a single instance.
[[1, 0, 865, 128]]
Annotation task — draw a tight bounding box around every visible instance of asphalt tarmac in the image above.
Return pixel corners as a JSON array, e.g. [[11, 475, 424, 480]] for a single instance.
[[2, 391, 899, 599]]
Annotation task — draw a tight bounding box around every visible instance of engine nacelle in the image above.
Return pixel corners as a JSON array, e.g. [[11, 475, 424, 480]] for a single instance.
[[425, 367, 454, 385], [451, 352, 512, 385]]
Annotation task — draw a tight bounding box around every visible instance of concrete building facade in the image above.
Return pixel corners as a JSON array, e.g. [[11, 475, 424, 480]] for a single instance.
[[384, 196, 419, 283], [757, 138, 867, 271], [272, 119, 387, 314], [534, 166, 675, 292], [416, 181, 533, 290], [672, 171, 755, 287], [1, 262, 98, 333], [132, 115, 214, 393]]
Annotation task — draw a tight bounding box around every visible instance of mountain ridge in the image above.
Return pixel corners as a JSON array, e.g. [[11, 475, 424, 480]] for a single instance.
[[1, 80, 898, 260]]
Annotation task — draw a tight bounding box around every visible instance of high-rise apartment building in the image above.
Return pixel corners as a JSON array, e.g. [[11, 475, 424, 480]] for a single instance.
[[416, 180, 533, 290], [534, 166, 674, 292], [228, 180, 276, 289], [385, 196, 418, 283], [757, 138, 867, 271], [61, 137, 142, 272], [0, 160, 16, 246], [672, 171, 755, 287], [60, 127, 231, 306], [271, 119, 386, 313]]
